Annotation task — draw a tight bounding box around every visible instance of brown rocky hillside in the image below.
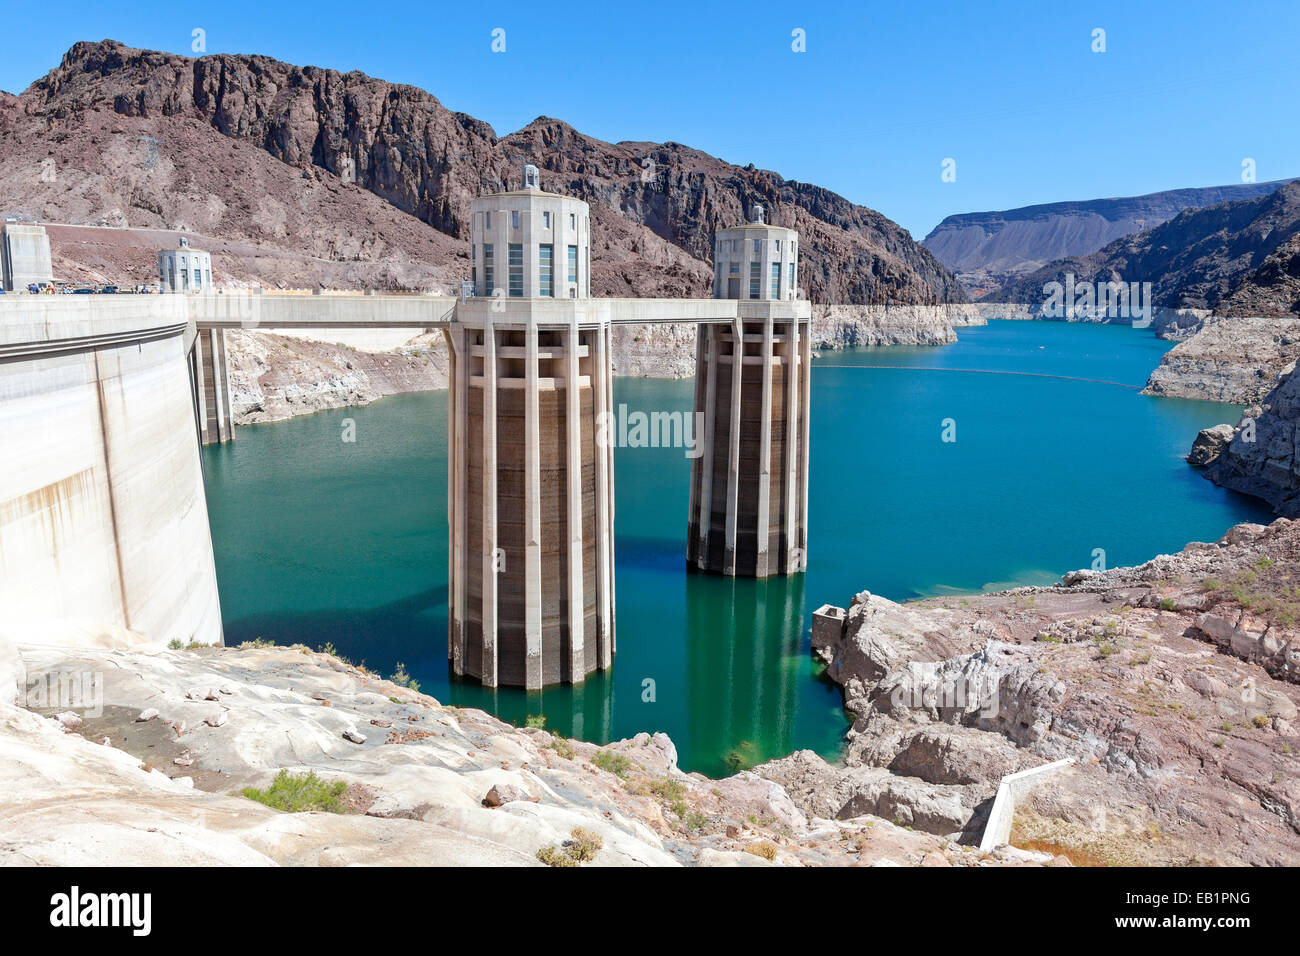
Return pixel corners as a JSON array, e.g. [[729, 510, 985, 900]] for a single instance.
[[0, 39, 965, 303], [989, 182, 1300, 317]]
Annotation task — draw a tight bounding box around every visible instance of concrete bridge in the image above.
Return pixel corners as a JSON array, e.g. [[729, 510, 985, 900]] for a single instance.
[[0, 170, 814, 691]]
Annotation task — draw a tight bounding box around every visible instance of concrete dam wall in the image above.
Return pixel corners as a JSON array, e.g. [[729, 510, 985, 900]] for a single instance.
[[0, 296, 223, 647]]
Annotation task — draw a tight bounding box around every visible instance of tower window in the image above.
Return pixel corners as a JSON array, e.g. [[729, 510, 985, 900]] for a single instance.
[[543, 211, 551, 229], [511, 210, 520, 230], [538, 244, 554, 297], [485, 212, 491, 230], [570, 213, 576, 230], [753, 239, 761, 255], [749, 261, 760, 299], [567, 244, 578, 287], [788, 262, 795, 290], [771, 263, 780, 299], [508, 243, 523, 297], [483, 243, 494, 294], [729, 260, 739, 274]]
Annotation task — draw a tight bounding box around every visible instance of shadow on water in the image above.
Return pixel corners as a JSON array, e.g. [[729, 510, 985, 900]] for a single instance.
[[223, 587, 449, 671], [683, 571, 811, 775]]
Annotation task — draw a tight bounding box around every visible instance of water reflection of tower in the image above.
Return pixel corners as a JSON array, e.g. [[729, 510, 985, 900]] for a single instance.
[[685, 574, 805, 776]]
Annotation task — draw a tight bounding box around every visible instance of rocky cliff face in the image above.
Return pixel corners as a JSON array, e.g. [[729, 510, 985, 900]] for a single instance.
[[3, 39, 965, 305], [1200, 364, 1300, 515], [924, 180, 1294, 296], [794, 519, 1300, 865], [1142, 316, 1300, 404], [224, 331, 449, 424], [990, 182, 1300, 317]]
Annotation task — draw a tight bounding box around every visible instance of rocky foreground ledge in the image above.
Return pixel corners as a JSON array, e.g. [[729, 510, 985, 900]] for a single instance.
[[0, 641, 1047, 867], [785, 519, 1300, 866], [6, 520, 1298, 867]]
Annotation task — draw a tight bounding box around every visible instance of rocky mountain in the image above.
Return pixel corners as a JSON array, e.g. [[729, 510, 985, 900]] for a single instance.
[[925, 179, 1294, 295], [989, 182, 1300, 317], [0, 39, 965, 304]]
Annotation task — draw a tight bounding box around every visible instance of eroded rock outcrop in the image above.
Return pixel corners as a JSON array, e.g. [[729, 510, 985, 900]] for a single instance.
[[1202, 364, 1300, 514], [796, 519, 1300, 865], [1188, 424, 1235, 466], [2, 641, 1024, 867], [1142, 316, 1300, 404]]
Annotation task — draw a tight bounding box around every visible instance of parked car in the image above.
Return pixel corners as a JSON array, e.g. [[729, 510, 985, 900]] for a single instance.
[[98, 285, 119, 294]]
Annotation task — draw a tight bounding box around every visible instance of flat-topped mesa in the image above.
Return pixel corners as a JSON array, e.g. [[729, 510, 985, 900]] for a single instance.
[[687, 205, 812, 578], [447, 165, 614, 689]]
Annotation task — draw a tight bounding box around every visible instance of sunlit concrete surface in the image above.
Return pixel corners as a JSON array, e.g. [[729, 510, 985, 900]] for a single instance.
[[0, 296, 223, 647]]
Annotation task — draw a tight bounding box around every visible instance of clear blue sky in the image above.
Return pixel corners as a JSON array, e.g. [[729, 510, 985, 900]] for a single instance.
[[3, 0, 1295, 238]]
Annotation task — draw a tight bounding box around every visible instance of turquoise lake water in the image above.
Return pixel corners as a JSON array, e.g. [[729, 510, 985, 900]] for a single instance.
[[200, 320, 1270, 776]]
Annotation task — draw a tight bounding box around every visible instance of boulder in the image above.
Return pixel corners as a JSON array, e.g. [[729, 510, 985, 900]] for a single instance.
[[1188, 424, 1235, 466], [482, 784, 533, 807]]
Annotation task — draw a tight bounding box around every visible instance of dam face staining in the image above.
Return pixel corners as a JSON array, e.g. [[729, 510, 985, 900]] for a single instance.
[[0, 296, 223, 648]]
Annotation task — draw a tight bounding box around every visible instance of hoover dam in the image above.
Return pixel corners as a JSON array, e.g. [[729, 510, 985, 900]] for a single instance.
[[0, 173, 813, 692]]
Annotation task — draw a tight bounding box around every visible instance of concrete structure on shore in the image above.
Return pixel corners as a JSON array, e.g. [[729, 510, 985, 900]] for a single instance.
[[688, 206, 811, 577], [0, 296, 223, 647], [158, 236, 212, 293], [1, 222, 53, 291], [0, 166, 811, 687]]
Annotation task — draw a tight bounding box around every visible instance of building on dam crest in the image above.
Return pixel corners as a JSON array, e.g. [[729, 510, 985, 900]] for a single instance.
[[157, 236, 213, 293]]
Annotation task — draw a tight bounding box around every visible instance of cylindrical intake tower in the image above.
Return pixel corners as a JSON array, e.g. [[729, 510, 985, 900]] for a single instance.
[[446, 166, 614, 689], [687, 204, 811, 578]]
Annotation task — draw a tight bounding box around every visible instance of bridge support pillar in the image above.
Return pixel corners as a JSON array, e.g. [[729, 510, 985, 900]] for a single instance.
[[687, 303, 810, 577], [190, 327, 235, 446], [446, 302, 614, 689]]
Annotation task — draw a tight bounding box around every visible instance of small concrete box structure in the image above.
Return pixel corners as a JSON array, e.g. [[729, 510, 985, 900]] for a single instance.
[[446, 167, 614, 689], [158, 236, 213, 293], [1, 222, 53, 291], [687, 205, 811, 578]]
